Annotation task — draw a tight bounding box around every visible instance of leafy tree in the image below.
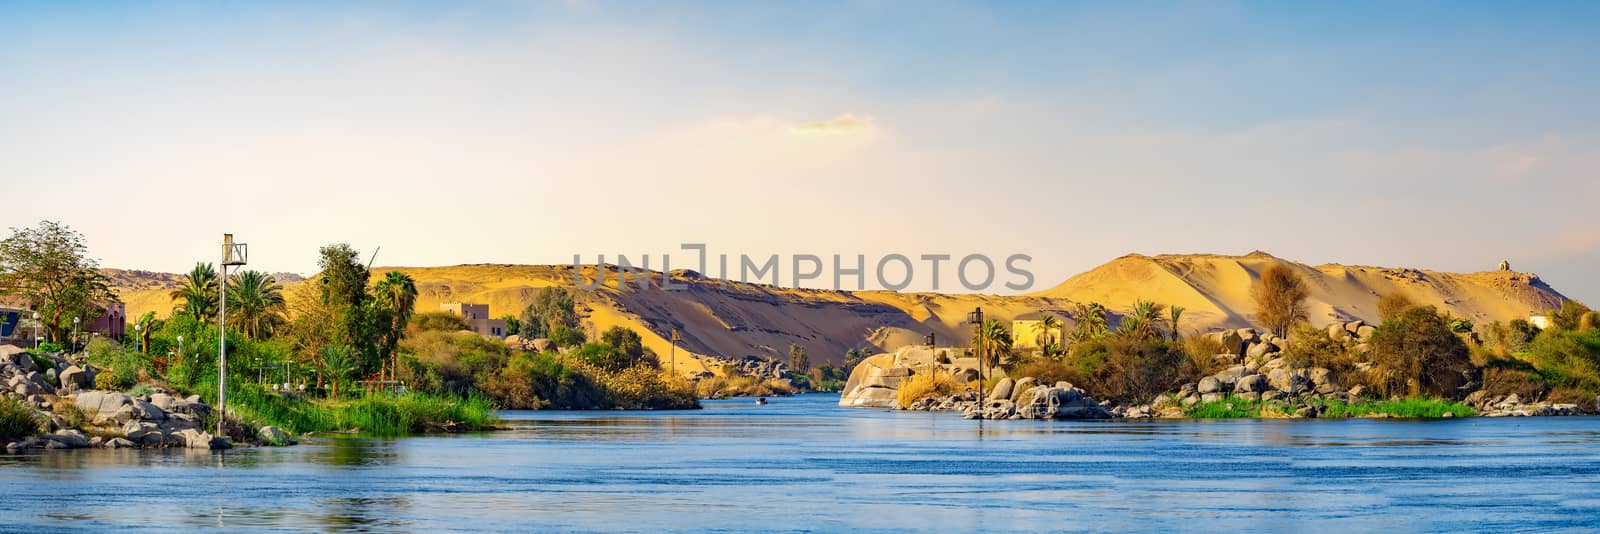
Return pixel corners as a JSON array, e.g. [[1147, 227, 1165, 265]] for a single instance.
[[410, 311, 470, 332], [170, 262, 219, 323], [371, 271, 418, 380], [502, 315, 521, 337], [1376, 291, 1416, 322], [226, 270, 286, 339], [317, 244, 376, 377], [0, 221, 117, 342], [600, 325, 646, 364], [1550, 300, 1594, 331], [1251, 264, 1310, 338], [1368, 306, 1473, 398], [547, 324, 586, 348], [519, 287, 579, 338], [321, 345, 358, 398], [788, 343, 809, 374]]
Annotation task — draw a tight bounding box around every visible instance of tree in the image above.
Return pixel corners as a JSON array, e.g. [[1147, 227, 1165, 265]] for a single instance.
[[371, 271, 418, 380], [519, 287, 579, 338], [1377, 292, 1416, 322], [0, 221, 117, 343], [1251, 264, 1310, 338], [601, 325, 646, 364], [317, 244, 376, 378], [1069, 302, 1109, 343], [226, 270, 286, 339], [1168, 305, 1186, 340], [1550, 300, 1594, 331], [1368, 306, 1472, 398], [972, 319, 1012, 368], [321, 345, 358, 398], [788, 343, 810, 374], [502, 315, 521, 337], [170, 262, 220, 323], [1120, 300, 1166, 342], [1036, 314, 1062, 356]]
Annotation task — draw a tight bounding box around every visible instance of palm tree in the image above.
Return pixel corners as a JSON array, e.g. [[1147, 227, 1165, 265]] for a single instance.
[[1070, 302, 1109, 342], [226, 270, 286, 339], [321, 345, 357, 398], [371, 271, 418, 380], [1168, 305, 1186, 340], [1124, 300, 1166, 342], [1036, 314, 1062, 357], [170, 262, 219, 323], [972, 319, 1013, 368]]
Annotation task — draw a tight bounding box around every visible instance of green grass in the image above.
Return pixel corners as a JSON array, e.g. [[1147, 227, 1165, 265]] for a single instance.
[[194, 381, 498, 438], [1183, 395, 1475, 419], [0, 396, 43, 440]]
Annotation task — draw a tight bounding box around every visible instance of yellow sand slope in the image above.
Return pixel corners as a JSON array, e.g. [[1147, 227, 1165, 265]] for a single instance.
[[105, 252, 1568, 366]]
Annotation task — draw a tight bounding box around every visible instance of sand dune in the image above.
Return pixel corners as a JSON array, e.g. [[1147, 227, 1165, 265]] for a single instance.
[[105, 252, 1568, 366]]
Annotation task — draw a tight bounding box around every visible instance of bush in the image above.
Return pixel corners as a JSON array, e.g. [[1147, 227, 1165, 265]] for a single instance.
[[1182, 334, 1229, 379], [0, 396, 43, 440], [1550, 301, 1593, 331], [86, 338, 148, 388], [1479, 366, 1546, 400], [409, 311, 470, 333], [1367, 306, 1473, 398], [1008, 359, 1079, 388], [1377, 292, 1416, 322], [480, 352, 605, 409], [127, 383, 155, 398], [1064, 336, 1192, 403], [695, 375, 796, 399], [36, 341, 63, 354], [1527, 328, 1600, 396], [94, 370, 127, 391], [1284, 323, 1359, 382], [895, 371, 960, 409]]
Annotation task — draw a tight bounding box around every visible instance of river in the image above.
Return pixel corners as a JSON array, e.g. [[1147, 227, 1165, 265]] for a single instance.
[[2, 393, 1599, 532]]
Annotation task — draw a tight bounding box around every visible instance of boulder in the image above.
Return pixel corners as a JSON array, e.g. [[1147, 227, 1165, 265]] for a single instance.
[[72, 391, 133, 423], [59, 365, 89, 391], [531, 338, 555, 353], [1328, 324, 1351, 342], [259, 426, 294, 446], [1214, 331, 1245, 356], [1355, 325, 1377, 340], [176, 428, 231, 450], [150, 393, 179, 412], [1235, 374, 1270, 393], [1215, 366, 1248, 386], [1267, 368, 1311, 393], [106, 438, 137, 449], [1198, 376, 1222, 394], [1237, 391, 1262, 402], [131, 399, 167, 421], [1009, 377, 1037, 403], [1344, 320, 1366, 334], [1246, 341, 1279, 359], [47, 429, 89, 449], [1347, 385, 1366, 397], [988, 377, 1015, 402]]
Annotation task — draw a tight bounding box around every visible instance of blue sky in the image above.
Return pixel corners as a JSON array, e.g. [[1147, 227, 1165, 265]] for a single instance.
[[1, 1, 1596, 301]]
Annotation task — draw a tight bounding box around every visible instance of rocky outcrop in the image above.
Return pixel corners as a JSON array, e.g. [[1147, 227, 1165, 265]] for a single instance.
[[903, 381, 1113, 420], [838, 345, 977, 408]]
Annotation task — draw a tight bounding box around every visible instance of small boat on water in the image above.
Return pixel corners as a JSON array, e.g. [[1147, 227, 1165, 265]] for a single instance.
[[755, 397, 768, 405]]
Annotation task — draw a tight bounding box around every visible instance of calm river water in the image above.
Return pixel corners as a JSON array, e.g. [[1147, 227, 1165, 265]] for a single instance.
[[3, 394, 1600, 532]]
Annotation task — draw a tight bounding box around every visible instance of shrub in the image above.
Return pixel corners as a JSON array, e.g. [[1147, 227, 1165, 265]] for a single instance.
[[1550, 301, 1594, 331], [547, 325, 586, 348], [94, 370, 127, 391], [1065, 336, 1191, 403], [126, 383, 156, 398], [1376, 292, 1416, 322], [409, 311, 471, 333], [86, 338, 147, 388], [695, 375, 796, 398], [1367, 306, 1473, 398], [1283, 323, 1356, 377], [895, 371, 960, 409], [1008, 359, 1079, 388], [31, 354, 55, 374], [1182, 334, 1230, 379], [0, 396, 43, 440], [36, 341, 63, 354], [1526, 328, 1600, 396], [1479, 366, 1546, 400]]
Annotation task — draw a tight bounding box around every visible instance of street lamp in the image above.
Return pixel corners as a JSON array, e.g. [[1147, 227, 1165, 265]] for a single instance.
[[966, 307, 987, 415], [670, 328, 682, 376], [134, 323, 143, 354], [218, 233, 248, 436], [31, 312, 39, 350], [72, 316, 80, 353]]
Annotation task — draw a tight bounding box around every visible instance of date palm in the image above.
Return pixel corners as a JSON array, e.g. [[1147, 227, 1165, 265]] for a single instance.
[[226, 270, 286, 339], [170, 262, 219, 323], [1122, 300, 1166, 342], [1070, 302, 1109, 342], [971, 319, 1013, 368], [372, 271, 418, 380], [1168, 305, 1186, 340], [1036, 314, 1062, 357]]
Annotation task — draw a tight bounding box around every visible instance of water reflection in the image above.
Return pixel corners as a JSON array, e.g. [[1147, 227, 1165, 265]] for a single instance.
[[2, 394, 1599, 532]]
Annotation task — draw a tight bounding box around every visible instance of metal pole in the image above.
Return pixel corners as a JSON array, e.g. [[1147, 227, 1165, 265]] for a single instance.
[[218, 259, 227, 437]]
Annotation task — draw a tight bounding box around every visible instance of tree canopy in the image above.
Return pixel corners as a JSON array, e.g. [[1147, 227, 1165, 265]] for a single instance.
[[0, 221, 116, 342]]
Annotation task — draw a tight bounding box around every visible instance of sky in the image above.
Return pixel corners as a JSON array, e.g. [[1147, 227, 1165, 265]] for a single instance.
[[1, 1, 1596, 301]]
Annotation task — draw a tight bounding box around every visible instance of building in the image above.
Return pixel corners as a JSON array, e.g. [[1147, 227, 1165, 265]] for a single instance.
[[439, 302, 509, 338], [0, 297, 124, 345], [1529, 315, 1554, 330], [1012, 311, 1066, 350]]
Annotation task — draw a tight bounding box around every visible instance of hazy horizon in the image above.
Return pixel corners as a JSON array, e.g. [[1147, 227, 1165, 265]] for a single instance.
[[3, 1, 1596, 301]]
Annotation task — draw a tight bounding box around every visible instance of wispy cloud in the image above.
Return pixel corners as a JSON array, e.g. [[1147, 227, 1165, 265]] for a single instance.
[[787, 113, 878, 138]]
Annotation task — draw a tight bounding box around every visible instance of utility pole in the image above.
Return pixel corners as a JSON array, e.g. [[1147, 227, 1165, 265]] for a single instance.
[[966, 307, 986, 416], [219, 234, 248, 437]]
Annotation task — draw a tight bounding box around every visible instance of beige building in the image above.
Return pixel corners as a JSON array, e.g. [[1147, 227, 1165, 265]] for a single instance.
[[440, 302, 509, 338], [1012, 313, 1065, 350]]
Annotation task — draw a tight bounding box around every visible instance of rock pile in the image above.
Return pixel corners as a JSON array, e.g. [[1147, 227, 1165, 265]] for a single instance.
[[903, 376, 1113, 420], [1464, 392, 1588, 417], [838, 345, 978, 408]]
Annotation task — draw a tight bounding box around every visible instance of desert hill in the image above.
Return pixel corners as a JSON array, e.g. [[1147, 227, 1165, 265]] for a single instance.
[[104, 252, 1568, 367]]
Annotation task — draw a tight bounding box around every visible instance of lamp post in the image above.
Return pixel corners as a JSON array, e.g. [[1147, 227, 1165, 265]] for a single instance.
[[670, 328, 682, 376], [966, 307, 986, 416], [176, 335, 183, 371], [219, 233, 249, 437], [134, 323, 143, 354], [72, 316, 80, 353], [31, 312, 39, 350]]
